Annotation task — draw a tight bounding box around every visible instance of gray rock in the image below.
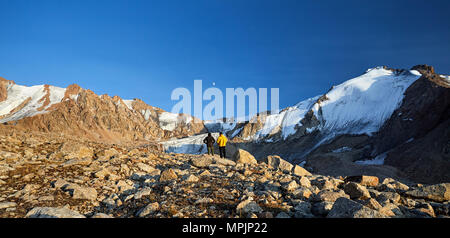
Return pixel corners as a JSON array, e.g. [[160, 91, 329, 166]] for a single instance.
[[344, 182, 371, 200], [234, 149, 257, 165], [26, 207, 86, 218], [405, 183, 450, 202], [137, 202, 160, 217], [311, 201, 334, 216], [313, 190, 349, 202], [191, 156, 213, 168], [293, 201, 313, 218], [376, 192, 401, 205], [236, 200, 263, 214], [264, 155, 293, 173], [133, 187, 152, 200], [195, 198, 214, 204], [327, 198, 387, 218], [275, 212, 291, 218]]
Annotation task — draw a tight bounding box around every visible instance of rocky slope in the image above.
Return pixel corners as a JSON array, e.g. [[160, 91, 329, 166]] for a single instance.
[[0, 78, 205, 144], [0, 129, 449, 218]]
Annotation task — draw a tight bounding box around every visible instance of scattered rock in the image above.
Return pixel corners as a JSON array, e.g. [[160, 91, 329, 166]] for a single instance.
[[344, 175, 379, 187], [283, 181, 299, 192], [292, 165, 312, 177], [311, 201, 334, 216], [275, 212, 291, 218], [183, 174, 199, 183], [344, 182, 371, 200], [195, 198, 214, 204], [327, 198, 386, 218], [25, 207, 86, 218], [264, 155, 293, 173], [133, 187, 152, 200], [314, 190, 349, 202], [136, 163, 158, 174], [65, 184, 98, 201], [0, 202, 16, 209], [191, 156, 213, 168], [159, 169, 178, 182], [357, 198, 382, 210], [236, 200, 263, 215], [213, 157, 236, 166], [298, 176, 311, 188], [91, 213, 114, 218], [62, 157, 92, 167], [136, 202, 160, 217], [405, 183, 450, 202], [291, 188, 312, 200]]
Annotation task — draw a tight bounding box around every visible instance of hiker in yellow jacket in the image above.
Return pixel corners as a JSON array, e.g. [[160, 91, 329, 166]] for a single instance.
[[216, 132, 228, 158]]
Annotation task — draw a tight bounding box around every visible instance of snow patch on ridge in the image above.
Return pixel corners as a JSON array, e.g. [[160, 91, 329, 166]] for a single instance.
[[122, 100, 134, 110], [0, 84, 66, 123]]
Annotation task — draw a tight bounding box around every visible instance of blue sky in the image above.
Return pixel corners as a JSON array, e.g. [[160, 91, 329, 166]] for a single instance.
[[1, 0, 449, 117]]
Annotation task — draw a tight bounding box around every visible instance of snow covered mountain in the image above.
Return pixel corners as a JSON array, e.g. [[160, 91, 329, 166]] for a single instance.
[[166, 66, 422, 153], [161, 65, 450, 184]]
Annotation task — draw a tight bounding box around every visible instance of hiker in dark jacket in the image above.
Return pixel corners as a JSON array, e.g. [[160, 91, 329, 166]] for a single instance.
[[203, 133, 215, 156]]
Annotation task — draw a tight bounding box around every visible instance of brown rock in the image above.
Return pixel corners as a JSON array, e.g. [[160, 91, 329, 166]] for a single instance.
[[159, 169, 178, 182], [233, 149, 257, 165], [344, 175, 379, 187], [405, 183, 450, 202]]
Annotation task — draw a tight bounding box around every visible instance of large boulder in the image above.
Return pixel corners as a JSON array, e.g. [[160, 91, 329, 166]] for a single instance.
[[292, 165, 312, 177], [405, 183, 450, 202], [213, 157, 236, 166], [264, 155, 293, 173], [65, 184, 98, 201], [343, 182, 371, 200], [344, 175, 379, 187], [327, 198, 386, 218], [233, 149, 257, 165], [26, 207, 86, 218]]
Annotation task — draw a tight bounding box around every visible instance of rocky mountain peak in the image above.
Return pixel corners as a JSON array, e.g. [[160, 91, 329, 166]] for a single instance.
[[411, 64, 435, 74]]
